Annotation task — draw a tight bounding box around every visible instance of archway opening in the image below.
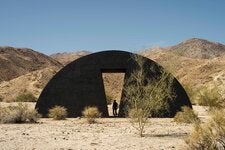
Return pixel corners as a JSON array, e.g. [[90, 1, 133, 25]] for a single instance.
[[101, 69, 125, 117]]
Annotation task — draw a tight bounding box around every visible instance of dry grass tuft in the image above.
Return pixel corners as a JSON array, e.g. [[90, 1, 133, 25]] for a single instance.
[[15, 89, 37, 102], [128, 108, 148, 137], [174, 106, 200, 124], [196, 85, 224, 110], [82, 106, 101, 124], [185, 110, 225, 149], [48, 106, 67, 120], [0, 103, 41, 123], [183, 84, 198, 105]]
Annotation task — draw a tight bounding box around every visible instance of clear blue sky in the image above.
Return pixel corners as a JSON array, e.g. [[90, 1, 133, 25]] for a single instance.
[[0, 0, 225, 55]]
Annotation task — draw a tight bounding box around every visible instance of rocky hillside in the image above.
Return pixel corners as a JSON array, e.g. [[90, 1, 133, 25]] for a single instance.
[[1, 38, 225, 102], [50, 51, 91, 65], [167, 38, 225, 59], [0, 67, 59, 102], [143, 47, 225, 98], [0, 47, 62, 82]]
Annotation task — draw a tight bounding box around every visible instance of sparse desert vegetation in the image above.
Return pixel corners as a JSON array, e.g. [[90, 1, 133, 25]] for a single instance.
[[0, 104, 209, 150], [15, 89, 37, 102], [1, 0, 225, 147], [1, 38, 225, 149], [48, 105, 68, 120], [183, 84, 199, 105], [196, 85, 225, 110], [182, 84, 225, 149], [82, 106, 101, 124], [124, 55, 175, 137], [0, 103, 40, 123], [174, 106, 200, 124], [185, 110, 225, 149]]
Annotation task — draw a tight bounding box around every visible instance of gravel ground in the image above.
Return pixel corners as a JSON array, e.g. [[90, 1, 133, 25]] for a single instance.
[[0, 103, 208, 150]]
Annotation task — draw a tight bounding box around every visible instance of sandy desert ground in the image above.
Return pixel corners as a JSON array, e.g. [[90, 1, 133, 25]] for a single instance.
[[0, 103, 209, 150]]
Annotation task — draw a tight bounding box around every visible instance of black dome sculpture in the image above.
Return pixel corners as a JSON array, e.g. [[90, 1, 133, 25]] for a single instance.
[[35, 50, 191, 117]]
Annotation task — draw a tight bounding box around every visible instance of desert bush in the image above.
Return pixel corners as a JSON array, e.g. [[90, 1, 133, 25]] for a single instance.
[[174, 106, 200, 124], [183, 84, 198, 105], [124, 54, 175, 137], [0, 103, 41, 123], [48, 106, 67, 120], [185, 110, 225, 149], [15, 90, 37, 102], [82, 106, 101, 124], [196, 85, 224, 110], [128, 108, 148, 136]]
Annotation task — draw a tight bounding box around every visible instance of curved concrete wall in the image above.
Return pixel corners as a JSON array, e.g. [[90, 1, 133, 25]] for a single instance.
[[35, 50, 191, 117]]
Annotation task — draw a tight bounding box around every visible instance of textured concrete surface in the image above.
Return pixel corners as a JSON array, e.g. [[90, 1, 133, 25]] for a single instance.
[[36, 50, 191, 117]]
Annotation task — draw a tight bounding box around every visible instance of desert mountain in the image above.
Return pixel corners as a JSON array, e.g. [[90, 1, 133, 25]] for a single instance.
[[0, 67, 59, 102], [0, 49, 92, 102], [0, 47, 62, 82], [167, 38, 225, 59], [143, 45, 225, 97], [1, 38, 225, 102], [50, 51, 91, 65]]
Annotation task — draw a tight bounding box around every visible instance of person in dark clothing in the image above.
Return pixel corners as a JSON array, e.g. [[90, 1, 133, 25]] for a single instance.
[[112, 100, 118, 116]]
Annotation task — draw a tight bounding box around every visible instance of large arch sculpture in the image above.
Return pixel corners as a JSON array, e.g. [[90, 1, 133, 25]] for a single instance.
[[35, 50, 191, 117]]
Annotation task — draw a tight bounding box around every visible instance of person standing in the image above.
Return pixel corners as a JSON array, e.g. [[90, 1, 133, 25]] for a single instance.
[[112, 100, 118, 116]]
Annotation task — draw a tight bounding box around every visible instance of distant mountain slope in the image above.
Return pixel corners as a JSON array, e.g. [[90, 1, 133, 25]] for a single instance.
[[50, 51, 91, 65], [167, 38, 225, 59], [1, 38, 225, 102], [0, 67, 59, 102], [0, 47, 62, 82], [143, 49, 225, 97]]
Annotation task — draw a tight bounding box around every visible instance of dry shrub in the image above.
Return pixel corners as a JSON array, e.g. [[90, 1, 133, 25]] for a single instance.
[[128, 108, 148, 137], [196, 85, 224, 110], [174, 106, 200, 124], [0, 103, 41, 123], [82, 106, 101, 124], [48, 106, 67, 120], [183, 84, 198, 105], [15, 90, 37, 102], [185, 110, 225, 149], [124, 55, 175, 137]]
